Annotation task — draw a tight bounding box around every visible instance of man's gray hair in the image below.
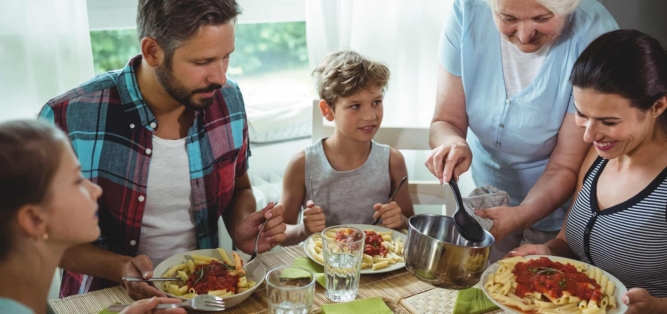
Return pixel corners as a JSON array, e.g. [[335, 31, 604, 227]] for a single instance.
[[486, 0, 581, 16], [137, 0, 241, 63]]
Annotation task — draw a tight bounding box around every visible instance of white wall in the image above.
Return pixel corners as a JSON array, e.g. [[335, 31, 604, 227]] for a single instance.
[[601, 0, 667, 47]]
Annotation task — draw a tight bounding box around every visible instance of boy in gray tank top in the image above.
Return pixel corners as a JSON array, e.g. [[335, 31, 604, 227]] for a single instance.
[[280, 51, 415, 246]]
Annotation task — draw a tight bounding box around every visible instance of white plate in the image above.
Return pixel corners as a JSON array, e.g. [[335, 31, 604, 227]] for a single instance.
[[480, 255, 628, 314], [303, 224, 407, 274], [153, 249, 266, 309]]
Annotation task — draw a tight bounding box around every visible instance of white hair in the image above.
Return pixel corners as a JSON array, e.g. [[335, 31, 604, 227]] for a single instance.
[[485, 0, 581, 16]]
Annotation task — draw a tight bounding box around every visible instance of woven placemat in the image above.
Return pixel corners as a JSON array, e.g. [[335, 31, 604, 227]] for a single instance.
[[48, 245, 436, 314], [401, 288, 511, 314], [48, 286, 132, 314]]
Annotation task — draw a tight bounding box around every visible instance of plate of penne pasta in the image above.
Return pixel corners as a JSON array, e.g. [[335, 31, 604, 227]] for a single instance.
[[481, 255, 628, 314], [153, 248, 265, 309], [303, 224, 407, 274]]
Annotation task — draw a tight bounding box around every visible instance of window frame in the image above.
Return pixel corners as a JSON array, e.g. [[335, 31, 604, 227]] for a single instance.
[[86, 0, 306, 31]]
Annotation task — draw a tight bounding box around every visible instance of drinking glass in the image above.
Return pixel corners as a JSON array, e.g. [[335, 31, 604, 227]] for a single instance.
[[322, 225, 365, 302], [266, 266, 315, 314]]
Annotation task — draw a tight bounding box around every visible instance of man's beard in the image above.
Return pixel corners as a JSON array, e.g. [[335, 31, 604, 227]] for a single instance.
[[155, 63, 222, 111]]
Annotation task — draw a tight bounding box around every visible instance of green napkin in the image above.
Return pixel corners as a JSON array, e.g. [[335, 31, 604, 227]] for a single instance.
[[453, 288, 499, 314], [97, 305, 119, 314], [321, 296, 392, 314], [291, 256, 325, 287]]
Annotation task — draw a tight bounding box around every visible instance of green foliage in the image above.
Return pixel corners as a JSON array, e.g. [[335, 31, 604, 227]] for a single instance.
[[89, 22, 309, 76], [90, 29, 140, 74]]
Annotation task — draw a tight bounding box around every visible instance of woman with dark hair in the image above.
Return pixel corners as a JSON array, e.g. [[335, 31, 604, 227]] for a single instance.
[[509, 29, 667, 313], [0, 120, 185, 314]]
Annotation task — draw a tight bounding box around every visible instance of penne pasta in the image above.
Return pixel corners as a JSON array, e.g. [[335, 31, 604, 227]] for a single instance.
[[159, 250, 256, 299], [191, 254, 217, 263], [309, 227, 405, 272], [216, 248, 234, 266], [372, 261, 388, 270], [485, 256, 618, 314]]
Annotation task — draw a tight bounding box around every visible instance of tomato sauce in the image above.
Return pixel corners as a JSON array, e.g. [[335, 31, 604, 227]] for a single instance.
[[186, 260, 239, 294], [512, 257, 602, 302], [363, 231, 388, 257]]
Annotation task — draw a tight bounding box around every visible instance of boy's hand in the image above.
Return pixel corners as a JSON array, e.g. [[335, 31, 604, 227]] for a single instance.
[[373, 202, 405, 229], [303, 200, 326, 234]]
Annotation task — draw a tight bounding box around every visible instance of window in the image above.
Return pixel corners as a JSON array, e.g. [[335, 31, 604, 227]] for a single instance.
[[90, 21, 312, 111]]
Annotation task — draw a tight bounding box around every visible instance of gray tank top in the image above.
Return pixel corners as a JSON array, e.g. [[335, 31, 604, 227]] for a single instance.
[[303, 139, 391, 226]]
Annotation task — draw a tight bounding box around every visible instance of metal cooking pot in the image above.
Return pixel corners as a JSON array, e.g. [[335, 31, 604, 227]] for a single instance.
[[404, 214, 495, 289]]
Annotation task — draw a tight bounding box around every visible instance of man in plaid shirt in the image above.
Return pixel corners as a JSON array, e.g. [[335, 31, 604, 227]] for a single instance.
[[39, 0, 287, 299]]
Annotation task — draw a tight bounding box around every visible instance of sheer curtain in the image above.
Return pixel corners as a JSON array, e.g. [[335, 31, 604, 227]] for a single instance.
[[306, 0, 466, 195], [0, 0, 94, 122], [305, 0, 452, 127]]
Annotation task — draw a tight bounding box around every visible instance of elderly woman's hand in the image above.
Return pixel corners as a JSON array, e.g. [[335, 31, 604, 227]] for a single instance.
[[425, 141, 472, 184], [623, 288, 667, 314], [475, 205, 525, 242]]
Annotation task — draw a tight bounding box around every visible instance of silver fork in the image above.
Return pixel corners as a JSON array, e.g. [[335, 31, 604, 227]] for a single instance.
[[246, 201, 276, 266], [108, 294, 225, 312]]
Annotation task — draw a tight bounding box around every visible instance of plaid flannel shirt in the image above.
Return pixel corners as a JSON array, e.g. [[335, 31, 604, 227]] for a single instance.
[[39, 55, 250, 297]]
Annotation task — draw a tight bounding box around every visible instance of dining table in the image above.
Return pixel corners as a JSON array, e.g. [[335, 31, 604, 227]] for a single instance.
[[47, 245, 510, 314]]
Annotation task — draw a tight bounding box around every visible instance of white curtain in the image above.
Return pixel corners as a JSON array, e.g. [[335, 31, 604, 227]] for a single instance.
[[0, 0, 94, 122], [305, 0, 453, 127]]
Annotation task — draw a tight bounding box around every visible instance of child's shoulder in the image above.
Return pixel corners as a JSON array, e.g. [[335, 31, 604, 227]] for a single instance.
[[387, 146, 407, 168], [284, 149, 307, 180], [289, 149, 307, 165]]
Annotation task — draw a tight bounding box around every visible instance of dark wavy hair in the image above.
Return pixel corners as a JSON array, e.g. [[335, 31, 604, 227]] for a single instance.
[[0, 120, 67, 260], [570, 29, 667, 137], [137, 0, 241, 63]]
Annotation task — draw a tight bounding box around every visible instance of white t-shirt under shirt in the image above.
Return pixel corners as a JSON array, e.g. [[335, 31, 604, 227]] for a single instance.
[[137, 136, 197, 266], [500, 37, 551, 98]]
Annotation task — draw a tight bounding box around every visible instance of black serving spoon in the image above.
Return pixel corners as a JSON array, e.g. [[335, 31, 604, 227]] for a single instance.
[[449, 180, 485, 242]]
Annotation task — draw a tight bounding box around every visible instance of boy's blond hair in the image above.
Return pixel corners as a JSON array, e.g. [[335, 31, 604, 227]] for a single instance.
[[312, 50, 390, 107]]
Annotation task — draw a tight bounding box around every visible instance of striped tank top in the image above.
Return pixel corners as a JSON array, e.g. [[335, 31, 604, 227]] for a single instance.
[[565, 156, 667, 297]]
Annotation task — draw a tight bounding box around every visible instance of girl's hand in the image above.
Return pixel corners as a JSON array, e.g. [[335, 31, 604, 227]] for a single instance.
[[120, 297, 186, 314]]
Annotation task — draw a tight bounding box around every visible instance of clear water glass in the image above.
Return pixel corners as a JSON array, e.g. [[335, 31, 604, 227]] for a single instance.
[[322, 226, 365, 302], [266, 266, 315, 314]]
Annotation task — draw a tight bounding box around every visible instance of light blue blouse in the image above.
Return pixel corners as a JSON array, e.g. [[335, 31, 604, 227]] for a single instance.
[[439, 0, 618, 231], [0, 297, 35, 314]]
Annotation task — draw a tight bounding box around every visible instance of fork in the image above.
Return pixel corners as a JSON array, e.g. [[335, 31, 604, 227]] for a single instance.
[[108, 294, 225, 312], [372, 176, 408, 225], [245, 201, 276, 266]]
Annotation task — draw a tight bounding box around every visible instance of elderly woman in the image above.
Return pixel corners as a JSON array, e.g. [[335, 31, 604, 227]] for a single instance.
[[425, 0, 618, 261], [510, 29, 667, 313]]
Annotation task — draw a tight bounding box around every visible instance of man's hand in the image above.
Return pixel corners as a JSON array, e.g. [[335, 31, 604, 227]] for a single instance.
[[373, 202, 406, 229], [302, 200, 326, 234], [475, 205, 524, 242], [624, 288, 667, 314], [235, 202, 287, 253], [123, 255, 166, 300], [120, 297, 186, 314], [504, 244, 552, 259]]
